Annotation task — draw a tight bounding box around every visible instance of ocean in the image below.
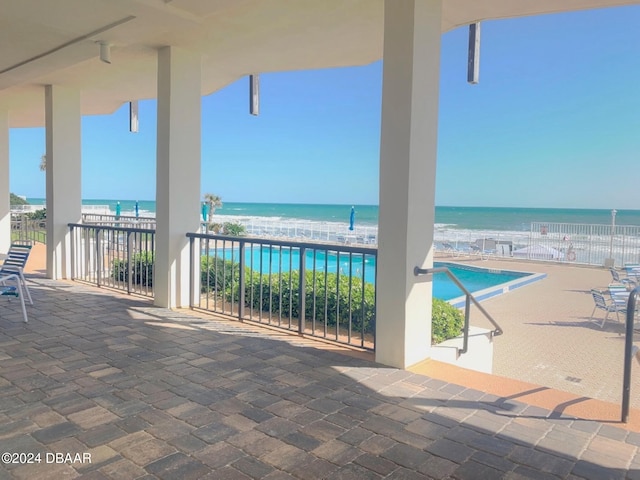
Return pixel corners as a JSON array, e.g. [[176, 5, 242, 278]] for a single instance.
[[25, 198, 640, 265], [26, 198, 639, 231]]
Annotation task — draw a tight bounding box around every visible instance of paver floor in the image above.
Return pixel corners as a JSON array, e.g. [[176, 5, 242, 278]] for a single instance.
[[2, 276, 640, 479]]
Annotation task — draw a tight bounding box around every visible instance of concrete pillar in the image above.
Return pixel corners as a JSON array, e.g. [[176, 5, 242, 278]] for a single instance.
[[45, 85, 82, 279], [375, 0, 442, 368], [155, 46, 201, 308], [0, 110, 9, 254]]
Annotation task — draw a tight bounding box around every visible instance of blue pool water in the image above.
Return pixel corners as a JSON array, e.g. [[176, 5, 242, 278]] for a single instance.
[[216, 247, 531, 301]]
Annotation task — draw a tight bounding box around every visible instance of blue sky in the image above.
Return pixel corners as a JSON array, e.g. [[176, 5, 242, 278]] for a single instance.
[[9, 5, 640, 209]]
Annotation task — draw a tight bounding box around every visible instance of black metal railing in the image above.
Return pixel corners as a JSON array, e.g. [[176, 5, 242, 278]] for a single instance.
[[68, 223, 155, 297], [414, 265, 503, 354], [187, 232, 377, 350]]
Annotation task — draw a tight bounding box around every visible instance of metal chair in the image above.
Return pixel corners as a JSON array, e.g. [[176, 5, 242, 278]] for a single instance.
[[0, 244, 33, 305], [610, 268, 637, 288], [591, 289, 625, 328], [0, 273, 28, 323]]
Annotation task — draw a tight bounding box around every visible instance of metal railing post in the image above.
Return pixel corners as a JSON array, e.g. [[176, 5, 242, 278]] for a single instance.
[[462, 295, 471, 354], [239, 241, 246, 320], [70, 225, 76, 280], [298, 246, 306, 334], [622, 287, 639, 423], [189, 235, 194, 308], [126, 231, 133, 294], [95, 228, 102, 287]]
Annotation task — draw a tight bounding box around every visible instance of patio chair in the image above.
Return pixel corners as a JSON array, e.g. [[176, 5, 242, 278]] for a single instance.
[[0, 273, 28, 323], [624, 264, 640, 281], [590, 289, 626, 328], [0, 244, 33, 305], [611, 268, 637, 288]]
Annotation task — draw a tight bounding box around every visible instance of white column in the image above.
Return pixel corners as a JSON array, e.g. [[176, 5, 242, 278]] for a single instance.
[[376, 0, 442, 368], [155, 46, 201, 308], [45, 86, 82, 279], [0, 110, 9, 253]]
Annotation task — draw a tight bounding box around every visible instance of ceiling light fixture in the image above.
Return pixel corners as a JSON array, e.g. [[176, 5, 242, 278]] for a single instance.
[[99, 42, 111, 64]]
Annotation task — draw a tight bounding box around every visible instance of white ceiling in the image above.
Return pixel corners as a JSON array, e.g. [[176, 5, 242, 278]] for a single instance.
[[2, 0, 638, 127]]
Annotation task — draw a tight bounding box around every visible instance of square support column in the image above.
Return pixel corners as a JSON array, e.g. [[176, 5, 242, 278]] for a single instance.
[[0, 110, 9, 254], [375, 0, 442, 368], [155, 46, 201, 308], [45, 85, 82, 279]]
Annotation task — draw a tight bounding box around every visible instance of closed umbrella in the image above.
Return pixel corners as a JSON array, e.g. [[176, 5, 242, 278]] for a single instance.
[[135, 200, 139, 218], [115, 202, 121, 219], [202, 202, 209, 222], [349, 206, 355, 231]]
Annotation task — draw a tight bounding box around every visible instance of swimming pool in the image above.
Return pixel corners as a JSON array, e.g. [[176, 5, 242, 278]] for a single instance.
[[215, 246, 543, 303]]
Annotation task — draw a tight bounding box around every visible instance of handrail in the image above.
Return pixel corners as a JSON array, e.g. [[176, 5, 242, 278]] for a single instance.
[[68, 222, 156, 235], [186, 232, 378, 255], [414, 265, 503, 355], [621, 286, 640, 423]]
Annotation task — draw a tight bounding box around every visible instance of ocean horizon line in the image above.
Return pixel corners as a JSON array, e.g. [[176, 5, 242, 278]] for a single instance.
[[23, 197, 637, 213]]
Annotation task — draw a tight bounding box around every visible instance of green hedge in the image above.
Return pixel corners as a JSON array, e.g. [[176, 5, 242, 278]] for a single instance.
[[431, 298, 465, 344], [111, 251, 154, 287], [114, 254, 464, 343], [241, 269, 376, 334]]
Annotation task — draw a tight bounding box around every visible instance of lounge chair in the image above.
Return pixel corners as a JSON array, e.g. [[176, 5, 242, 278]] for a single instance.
[[469, 243, 494, 260], [590, 289, 626, 328], [439, 241, 469, 257], [0, 244, 33, 305], [0, 273, 28, 323]]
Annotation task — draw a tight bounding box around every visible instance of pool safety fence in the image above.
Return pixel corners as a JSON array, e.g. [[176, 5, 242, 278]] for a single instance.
[[187, 232, 377, 350], [68, 223, 155, 297]]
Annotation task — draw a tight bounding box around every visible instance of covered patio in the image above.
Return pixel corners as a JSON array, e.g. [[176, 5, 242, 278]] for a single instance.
[[3, 1, 640, 477], [2, 274, 640, 479]]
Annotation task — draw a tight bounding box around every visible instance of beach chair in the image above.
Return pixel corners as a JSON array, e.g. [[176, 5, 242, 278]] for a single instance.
[[590, 289, 626, 328], [0, 273, 28, 323], [0, 244, 33, 305]]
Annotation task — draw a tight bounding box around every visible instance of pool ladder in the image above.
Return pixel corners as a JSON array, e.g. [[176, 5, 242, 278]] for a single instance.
[[414, 266, 504, 355]]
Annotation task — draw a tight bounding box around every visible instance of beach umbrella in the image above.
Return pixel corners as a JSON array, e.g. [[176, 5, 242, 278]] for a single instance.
[[349, 206, 355, 231], [202, 202, 209, 222], [135, 201, 139, 218], [115, 202, 121, 219]]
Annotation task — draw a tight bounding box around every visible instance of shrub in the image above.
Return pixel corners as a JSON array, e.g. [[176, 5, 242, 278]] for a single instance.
[[111, 251, 154, 287], [200, 256, 241, 293], [222, 222, 246, 236], [220, 267, 376, 334], [26, 208, 46, 220], [10, 193, 28, 205], [431, 298, 464, 344]]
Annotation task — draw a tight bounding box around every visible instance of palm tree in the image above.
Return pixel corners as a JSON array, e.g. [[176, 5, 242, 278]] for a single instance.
[[203, 193, 222, 223]]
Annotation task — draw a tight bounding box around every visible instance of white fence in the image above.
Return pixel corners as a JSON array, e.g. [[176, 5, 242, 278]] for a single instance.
[[434, 222, 640, 268]]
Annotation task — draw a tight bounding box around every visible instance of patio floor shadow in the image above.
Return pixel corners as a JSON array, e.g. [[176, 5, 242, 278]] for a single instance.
[[1, 277, 640, 479]]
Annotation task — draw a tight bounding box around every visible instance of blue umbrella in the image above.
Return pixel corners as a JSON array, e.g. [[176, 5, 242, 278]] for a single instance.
[[202, 202, 209, 222], [349, 206, 355, 231], [115, 202, 121, 219], [135, 200, 139, 218]]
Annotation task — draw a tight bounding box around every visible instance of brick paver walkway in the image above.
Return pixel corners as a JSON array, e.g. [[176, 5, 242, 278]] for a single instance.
[[1, 278, 640, 479]]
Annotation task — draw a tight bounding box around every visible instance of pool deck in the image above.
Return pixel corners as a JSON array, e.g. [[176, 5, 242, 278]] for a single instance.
[[2, 244, 640, 478]]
